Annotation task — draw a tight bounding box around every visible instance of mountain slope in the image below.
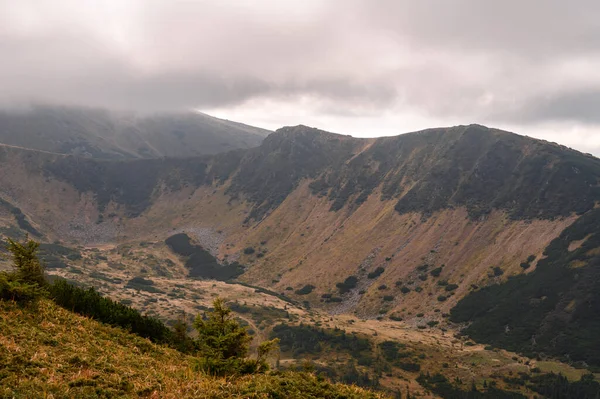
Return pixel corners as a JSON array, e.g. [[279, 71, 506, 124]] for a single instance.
[[1, 124, 600, 368], [0, 105, 270, 159], [451, 208, 600, 369]]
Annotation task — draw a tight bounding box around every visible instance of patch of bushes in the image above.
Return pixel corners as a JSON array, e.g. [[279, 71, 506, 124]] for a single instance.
[[228, 302, 288, 326], [295, 285, 315, 295], [50, 279, 175, 346], [367, 267, 385, 279], [520, 255, 536, 270], [271, 324, 372, 361], [0, 198, 42, 237], [430, 267, 443, 277], [336, 275, 358, 294], [378, 341, 409, 362], [417, 372, 526, 398], [445, 283, 458, 292], [451, 209, 600, 368], [126, 277, 163, 293], [166, 234, 244, 281]]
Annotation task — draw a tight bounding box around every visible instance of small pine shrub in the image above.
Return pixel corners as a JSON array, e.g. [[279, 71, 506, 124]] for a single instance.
[[194, 298, 278, 376], [0, 236, 47, 303]]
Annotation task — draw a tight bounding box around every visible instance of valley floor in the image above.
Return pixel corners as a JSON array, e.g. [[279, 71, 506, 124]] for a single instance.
[[43, 266, 592, 397]]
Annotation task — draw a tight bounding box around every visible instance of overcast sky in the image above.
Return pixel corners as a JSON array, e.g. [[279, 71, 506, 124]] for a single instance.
[[2, 0, 600, 154]]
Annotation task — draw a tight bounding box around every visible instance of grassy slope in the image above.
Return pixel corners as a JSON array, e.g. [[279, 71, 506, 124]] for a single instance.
[[0, 299, 385, 399]]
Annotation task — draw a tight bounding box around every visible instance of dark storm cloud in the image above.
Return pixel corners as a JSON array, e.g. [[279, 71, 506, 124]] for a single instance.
[[1, 0, 600, 136]]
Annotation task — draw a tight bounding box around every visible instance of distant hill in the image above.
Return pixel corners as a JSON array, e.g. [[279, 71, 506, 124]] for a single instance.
[[0, 105, 270, 159]]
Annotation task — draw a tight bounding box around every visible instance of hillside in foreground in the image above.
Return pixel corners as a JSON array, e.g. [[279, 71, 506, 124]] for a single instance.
[[0, 299, 384, 399]]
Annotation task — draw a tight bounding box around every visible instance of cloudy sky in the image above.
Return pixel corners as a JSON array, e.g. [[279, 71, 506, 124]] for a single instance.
[[2, 0, 600, 153]]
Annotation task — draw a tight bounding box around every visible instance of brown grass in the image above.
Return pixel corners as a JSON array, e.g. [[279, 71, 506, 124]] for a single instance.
[[0, 299, 386, 398]]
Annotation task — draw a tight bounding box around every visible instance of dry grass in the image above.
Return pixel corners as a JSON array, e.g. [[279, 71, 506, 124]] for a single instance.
[[0, 299, 386, 399]]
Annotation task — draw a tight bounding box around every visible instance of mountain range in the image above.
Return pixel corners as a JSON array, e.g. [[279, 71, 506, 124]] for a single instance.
[[1, 107, 599, 392]]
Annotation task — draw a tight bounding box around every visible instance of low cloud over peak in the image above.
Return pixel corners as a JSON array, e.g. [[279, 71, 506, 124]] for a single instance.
[[2, 0, 600, 153]]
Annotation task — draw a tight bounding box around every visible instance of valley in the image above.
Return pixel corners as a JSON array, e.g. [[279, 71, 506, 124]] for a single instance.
[[2, 119, 600, 397]]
